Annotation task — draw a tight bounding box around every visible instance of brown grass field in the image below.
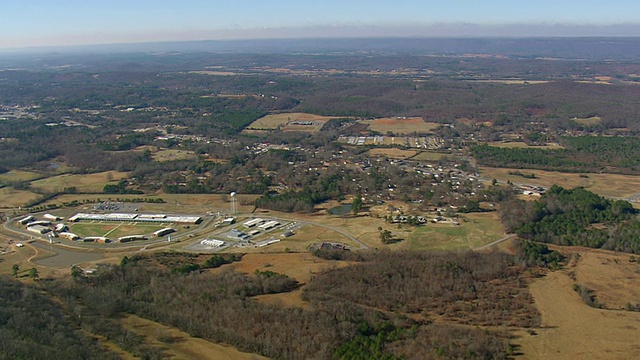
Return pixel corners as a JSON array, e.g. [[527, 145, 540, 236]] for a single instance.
[[246, 113, 341, 133], [29, 171, 129, 193], [487, 141, 564, 149], [568, 248, 640, 310], [120, 315, 267, 359], [151, 149, 197, 162], [368, 148, 418, 159], [572, 116, 602, 126], [401, 212, 506, 251], [480, 166, 640, 199], [220, 252, 350, 309], [515, 249, 640, 359], [0, 170, 42, 183], [465, 79, 550, 85], [362, 117, 440, 135], [188, 70, 239, 76], [0, 187, 40, 207], [410, 151, 447, 161]]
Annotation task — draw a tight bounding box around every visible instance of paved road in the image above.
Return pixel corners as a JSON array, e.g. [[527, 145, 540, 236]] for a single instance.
[[474, 233, 517, 251]]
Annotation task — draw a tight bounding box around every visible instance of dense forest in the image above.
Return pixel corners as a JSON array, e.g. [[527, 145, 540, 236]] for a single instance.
[[500, 185, 640, 253], [473, 136, 640, 174], [0, 250, 540, 359]]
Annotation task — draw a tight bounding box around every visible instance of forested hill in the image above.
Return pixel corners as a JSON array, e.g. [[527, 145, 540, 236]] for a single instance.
[[500, 185, 640, 253]]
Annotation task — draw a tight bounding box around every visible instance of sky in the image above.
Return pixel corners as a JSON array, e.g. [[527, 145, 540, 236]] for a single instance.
[[2, 0, 640, 49]]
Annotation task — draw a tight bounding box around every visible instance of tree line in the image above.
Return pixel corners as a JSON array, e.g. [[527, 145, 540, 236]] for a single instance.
[[500, 185, 640, 253]]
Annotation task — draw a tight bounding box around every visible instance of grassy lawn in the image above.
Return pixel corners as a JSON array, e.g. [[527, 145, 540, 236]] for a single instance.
[[572, 116, 602, 126], [69, 222, 169, 238], [0, 170, 43, 184], [480, 166, 640, 199], [368, 148, 417, 160], [246, 113, 338, 133], [152, 149, 197, 162], [0, 187, 40, 207], [30, 171, 129, 193], [487, 141, 564, 149], [403, 212, 505, 251]]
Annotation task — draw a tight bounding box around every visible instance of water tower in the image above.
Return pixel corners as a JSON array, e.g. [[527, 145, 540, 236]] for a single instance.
[[230, 192, 237, 215]]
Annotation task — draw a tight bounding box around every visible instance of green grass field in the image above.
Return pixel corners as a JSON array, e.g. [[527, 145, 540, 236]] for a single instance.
[[69, 222, 169, 239], [403, 213, 505, 251], [410, 151, 447, 161]]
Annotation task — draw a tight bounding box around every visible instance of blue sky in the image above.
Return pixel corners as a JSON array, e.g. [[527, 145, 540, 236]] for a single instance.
[[2, 0, 640, 48]]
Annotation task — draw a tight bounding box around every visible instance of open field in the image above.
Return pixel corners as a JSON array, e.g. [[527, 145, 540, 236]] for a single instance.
[[480, 166, 640, 199], [410, 151, 448, 161], [188, 70, 240, 76], [465, 79, 550, 85], [246, 113, 340, 133], [368, 148, 418, 160], [515, 265, 640, 359], [568, 248, 640, 310], [222, 252, 350, 309], [69, 222, 169, 239], [487, 141, 564, 149], [0, 170, 42, 184], [151, 149, 197, 162], [572, 116, 602, 126], [121, 315, 267, 360], [362, 117, 440, 135], [0, 187, 40, 207], [402, 212, 505, 251], [29, 171, 129, 193]]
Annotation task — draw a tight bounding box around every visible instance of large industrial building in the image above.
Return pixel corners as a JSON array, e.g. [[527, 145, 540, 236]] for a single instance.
[[68, 212, 202, 224]]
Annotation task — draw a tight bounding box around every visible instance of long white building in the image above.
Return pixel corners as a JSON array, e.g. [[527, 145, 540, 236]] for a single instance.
[[68, 212, 202, 224]]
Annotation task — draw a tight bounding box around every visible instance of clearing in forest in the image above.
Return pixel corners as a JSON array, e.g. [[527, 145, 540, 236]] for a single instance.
[[487, 141, 564, 149], [121, 315, 267, 359], [480, 166, 640, 199], [362, 117, 440, 135], [29, 171, 129, 193], [151, 149, 197, 162], [368, 148, 418, 160], [246, 113, 341, 133]]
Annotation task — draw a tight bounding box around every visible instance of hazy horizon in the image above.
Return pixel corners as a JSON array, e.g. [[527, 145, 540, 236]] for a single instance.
[[2, 1, 640, 49]]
